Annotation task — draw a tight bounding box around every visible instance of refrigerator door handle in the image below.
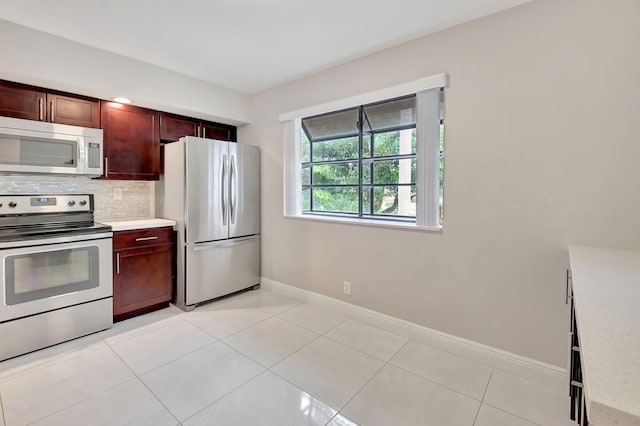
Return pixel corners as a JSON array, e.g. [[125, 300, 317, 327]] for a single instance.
[[192, 235, 258, 251], [221, 154, 227, 226], [230, 154, 237, 224]]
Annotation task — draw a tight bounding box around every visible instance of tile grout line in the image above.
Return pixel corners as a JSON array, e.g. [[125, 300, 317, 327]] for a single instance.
[[101, 313, 186, 346], [267, 290, 521, 407], [265, 287, 531, 378], [323, 322, 410, 420], [178, 368, 272, 425], [388, 361, 486, 403], [0, 334, 107, 386], [472, 369, 494, 425], [2, 339, 134, 426], [274, 306, 349, 335], [99, 332, 183, 426], [103, 320, 221, 378], [480, 369, 493, 402], [333, 348, 389, 418], [191, 311, 274, 341], [103, 328, 248, 425], [481, 401, 544, 426]]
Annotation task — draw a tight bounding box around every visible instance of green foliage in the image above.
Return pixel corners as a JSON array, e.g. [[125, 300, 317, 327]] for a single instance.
[[302, 129, 418, 216]]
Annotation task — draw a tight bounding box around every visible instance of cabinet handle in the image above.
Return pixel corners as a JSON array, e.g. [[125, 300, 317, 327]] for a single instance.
[[104, 157, 108, 177], [202, 127, 206, 138], [116, 253, 120, 274], [38, 98, 44, 121], [50, 100, 54, 122], [135, 236, 158, 242]]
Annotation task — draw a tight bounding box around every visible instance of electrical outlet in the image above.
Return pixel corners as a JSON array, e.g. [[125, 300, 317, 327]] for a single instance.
[[343, 281, 351, 295], [113, 188, 123, 200]]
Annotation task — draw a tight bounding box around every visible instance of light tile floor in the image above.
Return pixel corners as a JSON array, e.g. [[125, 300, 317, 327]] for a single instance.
[[0, 289, 574, 426]]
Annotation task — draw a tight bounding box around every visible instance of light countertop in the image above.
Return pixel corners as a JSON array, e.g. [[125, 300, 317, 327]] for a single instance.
[[100, 218, 176, 232], [568, 245, 640, 426]]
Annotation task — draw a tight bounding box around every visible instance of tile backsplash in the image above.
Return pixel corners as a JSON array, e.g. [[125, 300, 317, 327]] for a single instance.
[[0, 175, 153, 221]]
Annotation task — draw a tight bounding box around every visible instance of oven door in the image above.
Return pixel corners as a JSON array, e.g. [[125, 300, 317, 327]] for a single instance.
[[0, 234, 112, 323]]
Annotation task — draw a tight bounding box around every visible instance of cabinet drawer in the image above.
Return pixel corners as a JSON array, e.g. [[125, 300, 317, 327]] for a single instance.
[[113, 227, 173, 249]]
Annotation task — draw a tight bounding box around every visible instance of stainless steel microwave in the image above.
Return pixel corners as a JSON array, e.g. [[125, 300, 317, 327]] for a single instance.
[[0, 116, 103, 177]]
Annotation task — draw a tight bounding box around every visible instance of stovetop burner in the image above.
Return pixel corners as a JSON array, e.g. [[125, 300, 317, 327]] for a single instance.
[[0, 222, 112, 243], [0, 194, 111, 243]]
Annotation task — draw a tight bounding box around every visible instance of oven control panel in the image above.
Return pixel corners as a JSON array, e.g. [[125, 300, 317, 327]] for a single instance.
[[0, 195, 93, 215]]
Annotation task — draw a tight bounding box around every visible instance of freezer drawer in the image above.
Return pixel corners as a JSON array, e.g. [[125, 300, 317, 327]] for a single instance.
[[185, 235, 260, 306]]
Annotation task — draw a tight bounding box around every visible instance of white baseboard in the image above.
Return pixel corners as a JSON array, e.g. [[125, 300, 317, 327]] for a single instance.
[[261, 277, 568, 392]]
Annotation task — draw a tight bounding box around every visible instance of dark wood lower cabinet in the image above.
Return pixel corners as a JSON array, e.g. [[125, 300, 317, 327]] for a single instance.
[[113, 227, 174, 321]]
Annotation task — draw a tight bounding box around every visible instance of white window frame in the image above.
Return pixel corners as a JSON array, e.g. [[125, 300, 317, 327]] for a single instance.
[[281, 73, 447, 231]]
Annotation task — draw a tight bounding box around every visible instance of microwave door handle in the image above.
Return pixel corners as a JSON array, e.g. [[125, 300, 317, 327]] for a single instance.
[[77, 138, 83, 170]]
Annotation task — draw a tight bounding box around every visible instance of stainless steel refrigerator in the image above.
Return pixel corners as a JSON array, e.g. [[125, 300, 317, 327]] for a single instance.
[[157, 136, 260, 310]]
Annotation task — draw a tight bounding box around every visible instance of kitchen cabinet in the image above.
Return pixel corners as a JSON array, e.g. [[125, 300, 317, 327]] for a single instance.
[[113, 226, 174, 321], [0, 80, 100, 128], [160, 112, 237, 142], [567, 245, 640, 426], [101, 102, 160, 180], [567, 270, 588, 425]]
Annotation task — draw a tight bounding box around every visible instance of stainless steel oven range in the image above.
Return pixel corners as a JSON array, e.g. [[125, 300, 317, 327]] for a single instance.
[[0, 194, 113, 361]]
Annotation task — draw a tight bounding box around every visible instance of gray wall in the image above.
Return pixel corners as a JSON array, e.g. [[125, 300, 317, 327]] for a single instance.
[[240, 0, 640, 367], [0, 19, 250, 124]]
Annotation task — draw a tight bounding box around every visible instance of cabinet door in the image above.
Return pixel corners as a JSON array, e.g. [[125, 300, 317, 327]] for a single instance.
[[160, 113, 198, 142], [102, 102, 160, 180], [47, 93, 100, 128], [0, 80, 46, 121], [113, 244, 173, 317], [200, 121, 236, 141]]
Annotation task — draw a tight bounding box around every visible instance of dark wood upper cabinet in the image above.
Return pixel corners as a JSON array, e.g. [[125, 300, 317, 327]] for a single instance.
[[48, 93, 100, 128], [200, 120, 236, 141], [0, 80, 46, 121], [0, 80, 100, 128], [102, 102, 160, 180], [160, 113, 198, 142], [159, 112, 237, 142]]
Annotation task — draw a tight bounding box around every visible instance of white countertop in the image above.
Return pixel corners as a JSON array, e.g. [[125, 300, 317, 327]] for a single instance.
[[568, 245, 640, 426], [100, 218, 176, 232]]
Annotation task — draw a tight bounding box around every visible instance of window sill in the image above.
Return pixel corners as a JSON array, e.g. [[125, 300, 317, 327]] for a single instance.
[[283, 214, 443, 232]]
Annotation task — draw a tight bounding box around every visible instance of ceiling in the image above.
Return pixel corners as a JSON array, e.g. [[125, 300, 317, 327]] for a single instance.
[[0, 0, 530, 95]]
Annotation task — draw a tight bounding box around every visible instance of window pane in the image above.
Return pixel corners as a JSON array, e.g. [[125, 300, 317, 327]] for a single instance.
[[362, 163, 372, 184], [312, 137, 358, 162], [362, 134, 372, 158], [373, 158, 416, 185], [301, 130, 310, 163], [302, 108, 359, 141], [362, 188, 372, 214], [312, 163, 358, 185], [373, 129, 415, 157], [311, 186, 358, 213], [372, 185, 416, 217], [364, 96, 416, 132], [302, 188, 310, 211], [301, 166, 311, 185]]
